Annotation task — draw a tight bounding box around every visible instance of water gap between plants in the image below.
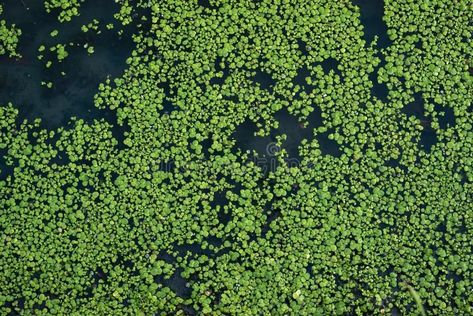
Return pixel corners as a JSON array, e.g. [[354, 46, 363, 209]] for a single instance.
[[0, 0, 135, 141]]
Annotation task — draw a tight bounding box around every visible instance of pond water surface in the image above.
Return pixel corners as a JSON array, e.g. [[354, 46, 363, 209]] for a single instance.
[[0, 0, 135, 129]]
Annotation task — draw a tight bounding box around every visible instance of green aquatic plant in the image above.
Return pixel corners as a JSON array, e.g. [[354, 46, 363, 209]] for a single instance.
[[45, 0, 83, 22], [0, 0, 472, 315], [55, 43, 68, 61], [86, 45, 94, 55], [81, 19, 100, 33], [404, 283, 427, 316], [0, 5, 21, 57]]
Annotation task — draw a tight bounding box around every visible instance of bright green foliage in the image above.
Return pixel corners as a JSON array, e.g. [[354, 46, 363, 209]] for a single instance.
[[56, 43, 68, 61], [0, 0, 472, 315], [81, 19, 100, 33], [45, 0, 83, 22], [0, 5, 21, 57]]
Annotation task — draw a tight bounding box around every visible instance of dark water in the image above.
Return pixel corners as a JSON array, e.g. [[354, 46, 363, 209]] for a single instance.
[[353, 0, 391, 103], [233, 106, 330, 173], [0, 0, 135, 129], [352, 0, 392, 49]]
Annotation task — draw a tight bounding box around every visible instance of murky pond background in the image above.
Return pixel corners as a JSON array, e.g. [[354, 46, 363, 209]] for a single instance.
[[0, 0, 135, 129]]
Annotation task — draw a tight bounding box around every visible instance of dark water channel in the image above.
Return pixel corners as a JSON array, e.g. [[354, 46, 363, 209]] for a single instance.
[[353, 0, 391, 48]]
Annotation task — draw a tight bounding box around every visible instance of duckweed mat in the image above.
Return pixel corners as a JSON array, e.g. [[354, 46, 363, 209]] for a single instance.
[[0, 0, 472, 315]]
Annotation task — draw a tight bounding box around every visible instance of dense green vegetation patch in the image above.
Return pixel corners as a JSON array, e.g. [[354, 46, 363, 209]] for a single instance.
[[0, 0, 472, 315], [0, 4, 21, 58]]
